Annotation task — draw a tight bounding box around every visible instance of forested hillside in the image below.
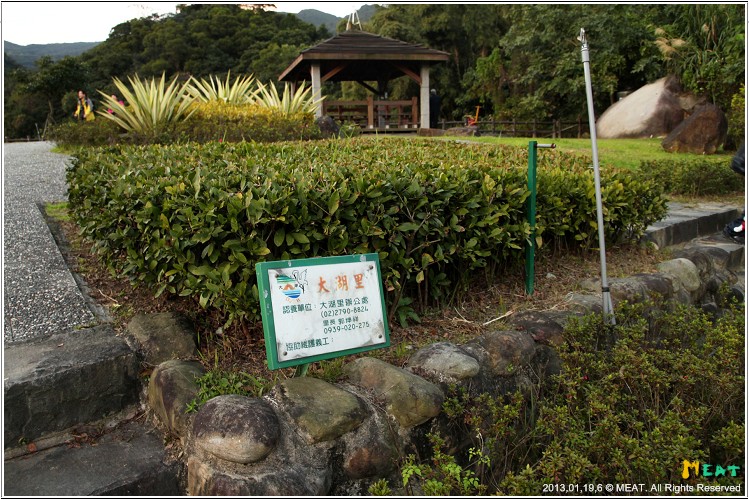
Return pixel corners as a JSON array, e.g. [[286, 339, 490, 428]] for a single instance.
[[4, 3, 744, 143], [3, 41, 101, 69]]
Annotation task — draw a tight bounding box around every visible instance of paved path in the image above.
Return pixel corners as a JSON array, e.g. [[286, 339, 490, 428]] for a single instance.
[[3, 141, 96, 343]]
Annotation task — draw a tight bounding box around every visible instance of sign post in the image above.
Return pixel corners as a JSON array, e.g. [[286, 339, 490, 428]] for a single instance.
[[256, 253, 390, 372], [525, 140, 555, 295]]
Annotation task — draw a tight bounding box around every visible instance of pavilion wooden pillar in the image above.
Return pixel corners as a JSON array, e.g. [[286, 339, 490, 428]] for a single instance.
[[419, 64, 430, 129]]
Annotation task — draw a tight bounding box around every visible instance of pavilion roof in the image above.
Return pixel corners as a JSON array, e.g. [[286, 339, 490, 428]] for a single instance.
[[278, 30, 450, 83]]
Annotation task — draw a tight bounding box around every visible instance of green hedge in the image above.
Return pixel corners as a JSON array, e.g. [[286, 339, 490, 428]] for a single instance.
[[66, 138, 667, 323], [637, 157, 741, 197]]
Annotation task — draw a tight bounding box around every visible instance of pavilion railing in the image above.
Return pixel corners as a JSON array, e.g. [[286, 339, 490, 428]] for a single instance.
[[323, 96, 419, 130], [437, 118, 591, 138]]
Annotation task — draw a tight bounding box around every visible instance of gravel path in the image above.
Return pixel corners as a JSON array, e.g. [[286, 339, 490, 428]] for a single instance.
[[3, 141, 96, 343]]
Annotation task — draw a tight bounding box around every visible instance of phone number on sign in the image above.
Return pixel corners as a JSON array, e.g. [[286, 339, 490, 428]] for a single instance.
[[321, 305, 369, 318], [323, 322, 370, 334]]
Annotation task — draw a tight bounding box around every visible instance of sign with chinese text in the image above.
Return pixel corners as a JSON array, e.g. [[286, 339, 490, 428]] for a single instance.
[[256, 253, 390, 369]]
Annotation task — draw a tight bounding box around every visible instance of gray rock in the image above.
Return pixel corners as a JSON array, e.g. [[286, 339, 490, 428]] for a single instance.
[[188, 456, 325, 496], [657, 258, 702, 294], [564, 292, 604, 314], [147, 359, 205, 439], [597, 76, 685, 139], [462, 330, 536, 377], [316, 115, 341, 138], [445, 126, 479, 137], [192, 395, 280, 464], [338, 404, 398, 482], [128, 312, 198, 365], [508, 310, 565, 347], [270, 377, 368, 444], [344, 357, 444, 428], [406, 342, 480, 382]]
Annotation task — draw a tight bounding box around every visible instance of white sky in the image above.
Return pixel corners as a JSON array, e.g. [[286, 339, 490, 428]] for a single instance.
[[1, 1, 372, 46]]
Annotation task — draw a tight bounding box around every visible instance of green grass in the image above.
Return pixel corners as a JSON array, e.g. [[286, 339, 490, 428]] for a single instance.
[[45, 201, 71, 222], [443, 136, 734, 170]]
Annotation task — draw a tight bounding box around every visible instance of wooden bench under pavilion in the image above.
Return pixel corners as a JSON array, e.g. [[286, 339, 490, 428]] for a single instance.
[[278, 29, 449, 132]]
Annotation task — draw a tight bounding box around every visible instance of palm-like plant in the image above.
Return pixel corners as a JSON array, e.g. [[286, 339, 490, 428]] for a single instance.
[[186, 71, 259, 104], [255, 81, 325, 115], [98, 73, 196, 137]]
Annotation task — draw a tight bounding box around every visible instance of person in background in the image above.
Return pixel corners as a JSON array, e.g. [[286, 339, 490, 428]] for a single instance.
[[107, 94, 125, 114], [722, 141, 744, 244], [74, 90, 95, 121], [429, 89, 441, 129]]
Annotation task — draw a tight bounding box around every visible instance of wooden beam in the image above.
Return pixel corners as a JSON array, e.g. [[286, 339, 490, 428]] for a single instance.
[[393, 63, 421, 84], [356, 81, 379, 95], [322, 64, 347, 82]]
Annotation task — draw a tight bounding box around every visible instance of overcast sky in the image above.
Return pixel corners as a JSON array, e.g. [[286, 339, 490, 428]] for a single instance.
[[1, 1, 372, 46]]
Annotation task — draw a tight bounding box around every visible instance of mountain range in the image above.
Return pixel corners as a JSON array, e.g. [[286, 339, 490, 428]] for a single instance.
[[3, 5, 378, 69]]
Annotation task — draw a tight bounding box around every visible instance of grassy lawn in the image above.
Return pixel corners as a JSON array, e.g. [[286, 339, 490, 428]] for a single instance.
[[442, 136, 734, 170]]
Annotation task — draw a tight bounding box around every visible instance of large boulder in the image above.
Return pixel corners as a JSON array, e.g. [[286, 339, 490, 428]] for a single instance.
[[597, 77, 686, 139], [316, 115, 340, 138], [661, 103, 728, 154]]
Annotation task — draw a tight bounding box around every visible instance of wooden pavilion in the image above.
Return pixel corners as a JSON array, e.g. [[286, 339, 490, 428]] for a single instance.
[[278, 29, 450, 131]]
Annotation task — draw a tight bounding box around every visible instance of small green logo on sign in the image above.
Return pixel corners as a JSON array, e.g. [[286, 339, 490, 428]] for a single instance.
[[256, 253, 390, 370]]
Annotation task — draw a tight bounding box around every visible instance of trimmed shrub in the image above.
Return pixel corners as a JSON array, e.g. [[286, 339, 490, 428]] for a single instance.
[[65, 138, 667, 324], [47, 119, 124, 147], [637, 157, 741, 196]]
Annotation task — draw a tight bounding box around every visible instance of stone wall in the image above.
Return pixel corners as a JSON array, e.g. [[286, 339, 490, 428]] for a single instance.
[[139, 245, 743, 495]]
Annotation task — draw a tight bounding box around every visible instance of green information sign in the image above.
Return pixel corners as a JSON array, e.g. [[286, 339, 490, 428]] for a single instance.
[[256, 253, 391, 370]]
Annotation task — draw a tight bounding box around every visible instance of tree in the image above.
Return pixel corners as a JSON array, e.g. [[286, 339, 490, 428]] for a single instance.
[[242, 43, 306, 86], [654, 4, 745, 114], [24, 55, 90, 129], [468, 4, 663, 121], [367, 4, 509, 120]]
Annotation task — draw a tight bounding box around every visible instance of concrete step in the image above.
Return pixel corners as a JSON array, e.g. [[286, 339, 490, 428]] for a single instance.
[[4, 325, 140, 448], [643, 202, 741, 249], [3, 416, 183, 496]]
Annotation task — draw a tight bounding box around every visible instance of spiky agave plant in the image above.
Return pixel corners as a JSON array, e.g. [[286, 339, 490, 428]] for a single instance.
[[186, 71, 259, 104], [98, 73, 196, 138], [254, 81, 325, 115]]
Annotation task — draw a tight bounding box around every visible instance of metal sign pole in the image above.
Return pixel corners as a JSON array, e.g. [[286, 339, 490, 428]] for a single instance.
[[526, 141, 555, 295], [578, 28, 616, 325]]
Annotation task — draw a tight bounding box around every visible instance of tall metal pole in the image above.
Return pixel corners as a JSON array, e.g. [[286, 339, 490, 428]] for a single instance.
[[578, 28, 615, 325]]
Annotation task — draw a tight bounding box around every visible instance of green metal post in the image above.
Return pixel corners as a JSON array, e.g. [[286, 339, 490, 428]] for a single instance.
[[525, 141, 538, 295], [525, 141, 555, 295], [294, 363, 309, 377]]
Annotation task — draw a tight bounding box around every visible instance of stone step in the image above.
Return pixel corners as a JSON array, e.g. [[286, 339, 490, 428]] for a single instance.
[[3, 417, 183, 496], [643, 202, 741, 249], [675, 233, 746, 272], [3, 325, 140, 448]]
